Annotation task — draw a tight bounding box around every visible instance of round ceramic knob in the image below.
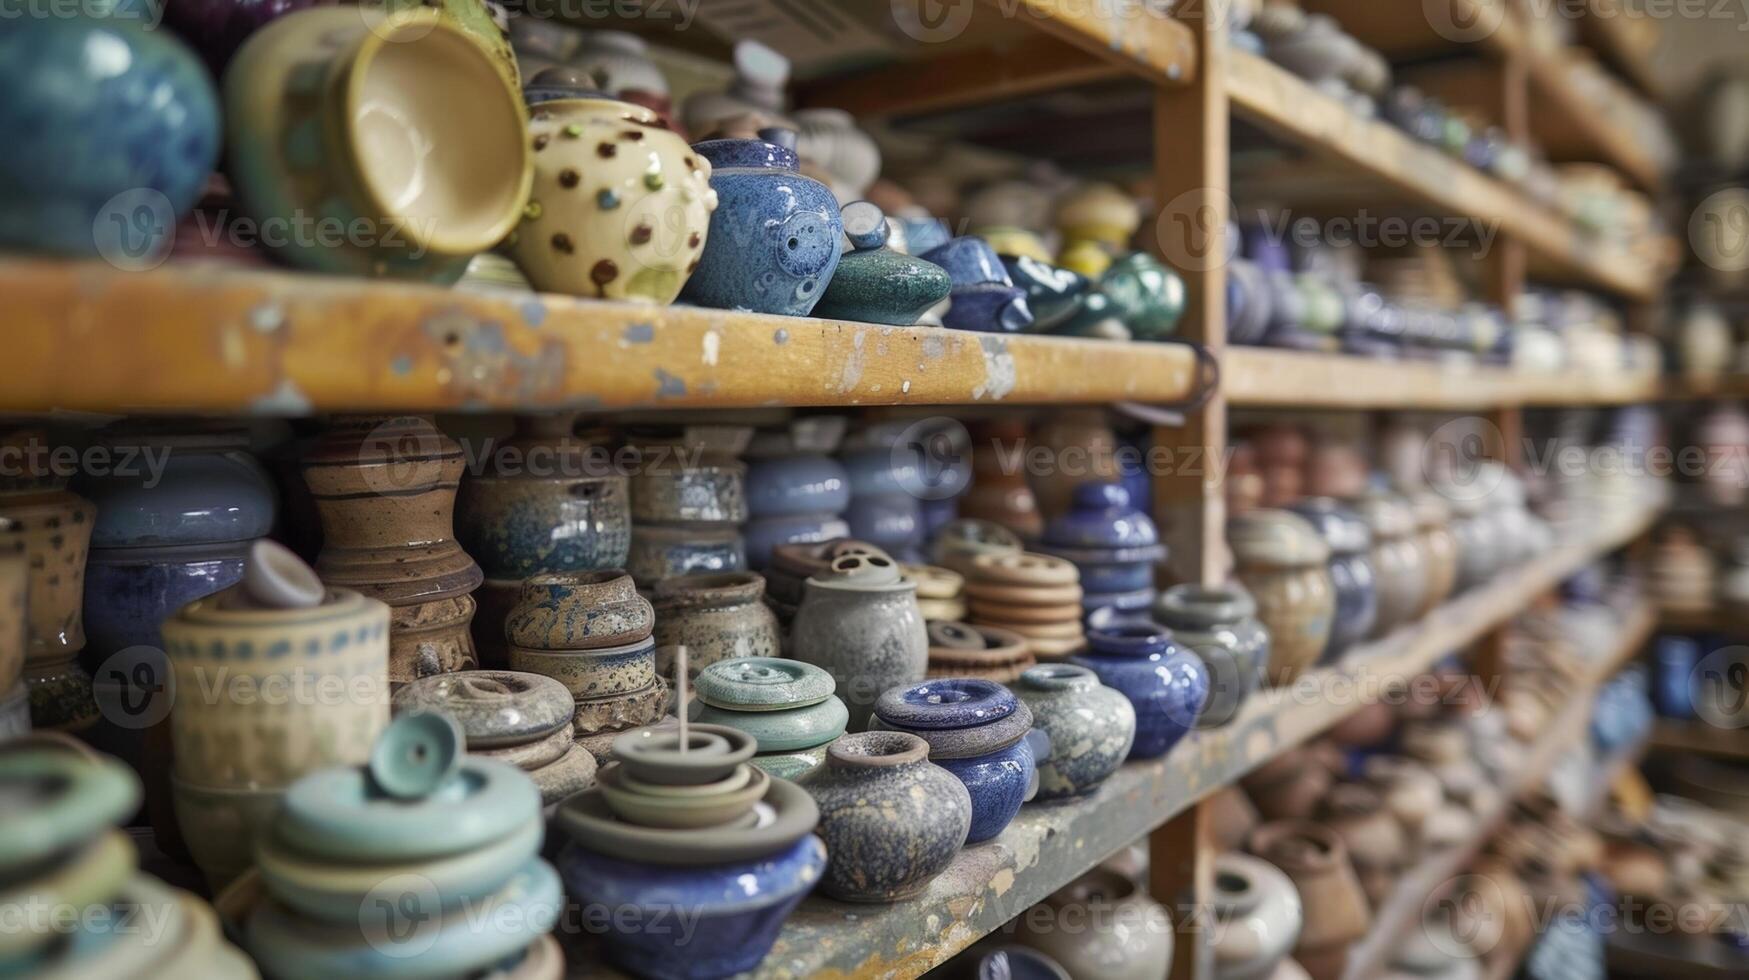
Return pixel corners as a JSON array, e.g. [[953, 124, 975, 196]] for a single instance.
[[0, 751, 140, 875], [242, 539, 325, 609], [392, 671, 575, 748], [695, 657, 835, 711], [368, 712, 465, 799], [820, 551, 902, 586], [970, 551, 1079, 587], [928, 621, 987, 650], [875, 678, 1018, 730], [842, 200, 889, 251]]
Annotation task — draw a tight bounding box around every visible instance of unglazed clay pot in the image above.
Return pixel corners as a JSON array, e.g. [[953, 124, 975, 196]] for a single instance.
[[1318, 784, 1407, 904], [1016, 867, 1172, 980], [790, 553, 927, 731], [1073, 623, 1208, 759], [1211, 853, 1304, 980], [1241, 748, 1335, 822], [805, 731, 971, 901], [1246, 821, 1371, 979], [651, 572, 781, 677], [225, 7, 530, 281], [1407, 491, 1458, 618], [1229, 511, 1335, 685], [511, 76, 716, 300], [1153, 584, 1268, 728], [1016, 664, 1134, 799], [960, 419, 1044, 539], [0, 468, 99, 731], [303, 417, 482, 684], [1351, 491, 1426, 639], [1287, 499, 1376, 662]]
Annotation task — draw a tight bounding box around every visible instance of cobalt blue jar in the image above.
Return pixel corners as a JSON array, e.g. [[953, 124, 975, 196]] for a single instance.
[[1072, 623, 1208, 760], [1288, 498, 1378, 662], [871, 678, 1044, 843], [1652, 635, 1700, 719], [1039, 482, 1166, 617], [680, 134, 843, 317]]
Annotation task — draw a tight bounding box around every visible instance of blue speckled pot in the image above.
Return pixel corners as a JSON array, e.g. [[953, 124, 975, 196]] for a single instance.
[[557, 834, 826, 980], [746, 451, 850, 518], [627, 525, 744, 587], [935, 738, 1035, 843], [921, 237, 1034, 333], [1288, 499, 1377, 662], [1652, 635, 1699, 719], [1015, 665, 1133, 799], [1072, 624, 1207, 760], [680, 137, 842, 316], [871, 678, 1040, 843], [0, 16, 220, 259]]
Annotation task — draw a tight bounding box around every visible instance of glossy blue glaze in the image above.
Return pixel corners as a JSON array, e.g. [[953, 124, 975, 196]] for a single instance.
[[921, 238, 1034, 333], [919, 496, 959, 539], [840, 447, 915, 498], [872, 679, 1036, 843], [898, 216, 952, 256], [1073, 559, 1155, 594], [1003, 255, 1092, 332], [1044, 483, 1160, 550], [680, 138, 842, 316], [0, 16, 220, 259], [1072, 624, 1208, 760], [745, 453, 850, 518], [876, 677, 1016, 730], [743, 513, 850, 571], [79, 442, 275, 549], [844, 494, 922, 558], [84, 549, 246, 655], [1652, 635, 1699, 719], [937, 738, 1034, 843], [557, 834, 826, 979], [1288, 500, 1378, 662]]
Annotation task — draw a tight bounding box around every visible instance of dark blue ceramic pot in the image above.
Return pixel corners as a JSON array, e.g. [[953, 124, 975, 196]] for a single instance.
[[1, 15, 220, 259], [743, 513, 850, 571], [557, 834, 826, 979], [1044, 483, 1158, 550], [680, 136, 842, 316], [746, 452, 849, 518], [1072, 624, 1208, 760], [921, 237, 1034, 333], [1288, 499, 1378, 662], [1652, 635, 1699, 719]]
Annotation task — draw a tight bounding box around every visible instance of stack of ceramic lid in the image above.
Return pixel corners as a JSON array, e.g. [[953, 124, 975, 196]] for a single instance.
[[1037, 482, 1167, 620], [0, 741, 254, 976], [234, 714, 562, 979], [0, 526, 28, 737], [626, 426, 750, 587], [688, 657, 848, 780], [763, 538, 886, 625], [963, 552, 1088, 660], [556, 724, 825, 978], [905, 562, 967, 621], [742, 418, 850, 570], [931, 519, 1024, 576], [502, 571, 669, 760], [926, 621, 1036, 682], [393, 670, 597, 808]]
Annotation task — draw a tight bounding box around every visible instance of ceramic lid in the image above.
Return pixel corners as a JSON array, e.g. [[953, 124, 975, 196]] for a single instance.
[[695, 657, 834, 711], [1227, 509, 1330, 567], [555, 775, 820, 866], [874, 678, 1017, 731], [691, 135, 799, 172], [1287, 498, 1372, 555], [611, 724, 757, 786], [1017, 663, 1102, 695], [871, 697, 1033, 759], [806, 551, 911, 592], [1042, 482, 1160, 551], [392, 670, 575, 747], [770, 538, 889, 579], [0, 750, 140, 875], [689, 696, 848, 752]]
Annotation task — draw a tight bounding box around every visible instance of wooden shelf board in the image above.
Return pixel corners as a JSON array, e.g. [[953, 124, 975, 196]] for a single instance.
[[1648, 719, 1749, 761], [0, 259, 1199, 415], [1657, 605, 1746, 635], [737, 502, 1663, 978], [1225, 51, 1659, 301], [1223, 348, 1661, 409]]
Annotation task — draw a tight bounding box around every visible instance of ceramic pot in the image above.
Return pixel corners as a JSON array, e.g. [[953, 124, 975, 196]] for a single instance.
[[1247, 821, 1371, 976], [977, 947, 1072, 980], [687, 657, 848, 780], [794, 108, 881, 202], [1016, 664, 1135, 799], [1056, 181, 1140, 259], [790, 553, 927, 731], [812, 202, 952, 324], [680, 133, 842, 316], [171, 774, 286, 890], [628, 453, 747, 525], [1153, 584, 1268, 728], [1350, 492, 1425, 639], [303, 417, 481, 683], [921, 237, 1035, 333], [627, 523, 745, 586], [1098, 252, 1186, 340], [1072, 623, 1208, 759], [1016, 867, 1172, 980], [1407, 492, 1458, 618], [961, 420, 1044, 539], [225, 7, 530, 281], [1211, 853, 1304, 980], [1228, 511, 1334, 685], [1287, 499, 1376, 661], [1241, 749, 1334, 822], [805, 731, 971, 901], [1318, 784, 1407, 898], [927, 621, 1036, 683], [0, 17, 219, 260], [1653, 635, 1699, 719], [1031, 411, 1122, 521], [0, 482, 99, 731], [651, 572, 782, 677], [505, 573, 656, 699], [743, 422, 850, 568], [871, 678, 1041, 843]]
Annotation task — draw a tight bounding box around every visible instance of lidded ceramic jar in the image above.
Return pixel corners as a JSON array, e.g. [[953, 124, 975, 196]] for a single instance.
[[1246, 820, 1371, 980], [651, 572, 782, 678], [790, 551, 927, 731], [1210, 853, 1305, 980], [1040, 482, 1168, 618], [805, 731, 971, 901], [1015, 867, 1173, 980], [1351, 492, 1427, 639], [812, 201, 952, 325], [871, 678, 1043, 843], [680, 131, 843, 316], [688, 657, 849, 780], [1073, 622, 1208, 760], [1228, 510, 1335, 685], [225, 7, 531, 281], [927, 621, 1036, 683], [763, 537, 885, 623], [1407, 491, 1459, 618], [393, 669, 595, 808], [742, 418, 850, 569], [1153, 584, 1268, 728], [1016, 664, 1135, 799], [504, 571, 667, 737], [455, 415, 630, 667], [1287, 498, 1377, 662]]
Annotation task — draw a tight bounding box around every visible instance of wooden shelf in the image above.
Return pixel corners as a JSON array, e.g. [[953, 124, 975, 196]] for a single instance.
[[736, 501, 1664, 978], [1224, 347, 1661, 409], [1225, 51, 1658, 301], [1648, 719, 1749, 761], [1570, 0, 1666, 102], [0, 259, 1200, 415], [1657, 605, 1747, 635]]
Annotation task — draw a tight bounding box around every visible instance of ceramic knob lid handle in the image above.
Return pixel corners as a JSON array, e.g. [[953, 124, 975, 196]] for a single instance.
[[842, 200, 890, 251], [242, 539, 325, 609], [368, 711, 465, 799], [822, 551, 902, 586], [928, 621, 986, 650]]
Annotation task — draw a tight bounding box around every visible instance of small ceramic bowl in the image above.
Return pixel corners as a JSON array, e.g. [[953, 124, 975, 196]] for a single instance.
[[611, 724, 757, 786], [599, 762, 770, 829]]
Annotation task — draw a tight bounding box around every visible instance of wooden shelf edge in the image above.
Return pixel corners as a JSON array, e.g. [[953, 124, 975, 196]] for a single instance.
[[1223, 348, 1661, 409], [1648, 719, 1749, 761], [0, 259, 1200, 415], [988, 0, 1198, 88]]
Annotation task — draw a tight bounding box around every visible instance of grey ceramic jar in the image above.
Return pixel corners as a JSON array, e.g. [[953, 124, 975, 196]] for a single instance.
[[803, 731, 971, 902], [790, 553, 928, 731], [650, 572, 782, 679], [1014, 664, 1135, 799], [1153, 584, 1268, 728]]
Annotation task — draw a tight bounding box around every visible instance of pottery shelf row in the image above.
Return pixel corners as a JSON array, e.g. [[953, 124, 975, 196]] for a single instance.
[[1339, 599, 1657, 980], [1647, 719, 1749, 762], [1222, 348, 1662, 409], [712, 501, 1666, 979], [1656, 605, 1747, 634]]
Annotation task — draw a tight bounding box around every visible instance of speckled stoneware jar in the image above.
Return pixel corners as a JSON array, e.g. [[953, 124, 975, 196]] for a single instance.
[[1016, 664, 1134, 799], [1408, 491, 1459, 618], [1153, 584, 1268, 729], [1015, 867, 1173, 980], [0, 469, 99, 731], [651, 572, 781, 678], [1287, 499, 1377, 663], [1073, 623, 1208, 760], [790, 552, 927, 732], [804, 731, 971, 901], [687, 656, 848, 780], [303, 417, 482, 684], [1228, 510, 1334, 686], [505, 576, 657, 699], [871, 678, 1041, 843], [1210, 853, 1304, 980], [1352, 492, 1426, 639], [393, 670, 574, 748]]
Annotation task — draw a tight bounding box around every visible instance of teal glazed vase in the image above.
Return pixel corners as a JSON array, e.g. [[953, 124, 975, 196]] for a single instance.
[[811, 201, 952, 325]]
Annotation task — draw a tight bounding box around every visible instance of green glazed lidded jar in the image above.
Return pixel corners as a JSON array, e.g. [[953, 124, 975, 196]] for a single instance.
[[689, 657, 848, 781]]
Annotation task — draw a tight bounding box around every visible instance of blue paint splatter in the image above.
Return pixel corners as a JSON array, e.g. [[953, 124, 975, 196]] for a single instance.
[[623, 322, 655, 344], [653, 368, 686, 398], [391, 355, 413, 376], [520, 301, 548, 327]]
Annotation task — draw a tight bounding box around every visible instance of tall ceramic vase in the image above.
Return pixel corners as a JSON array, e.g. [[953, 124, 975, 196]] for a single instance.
[[303, 416, 483, 685]]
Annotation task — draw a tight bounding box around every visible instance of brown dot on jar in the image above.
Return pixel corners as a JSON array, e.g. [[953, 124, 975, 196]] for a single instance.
[[533, 134, 549, 152], [551, 233, 575, 255], [687, 258, 700, 273], [684, 157, 696, 171], [591, 259, 619, 287], [559, 169, 580, 189], [597, 143, 618, 159], [688, 232, 701, 248], [622, 130, 645, 141], [630, 224, 653, 245]]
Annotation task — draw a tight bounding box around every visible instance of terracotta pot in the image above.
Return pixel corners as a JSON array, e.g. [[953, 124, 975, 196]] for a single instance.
[[1243, 748, 1335, 822], [1209, 786, 1263, 853], [1228, 511, 1334, 685], [303, 417, 482, 683], [0, 478, 99, 731], [1361, 757, 1442, 836], [1318, 784, 1407, 902], [651, 572, 782, 678], [1246, 821, 1371, 975], [1304, 439, 1368, 500], [1016, 867, 1173, 980]]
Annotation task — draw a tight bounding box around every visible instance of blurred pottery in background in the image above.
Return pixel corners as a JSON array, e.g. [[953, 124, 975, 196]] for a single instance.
[[1015, 867, 1172, 980], [922, 237, 1035, 333], [1229, 511, 1334, 685], [811, 202, 950, 325], [1153, 584, 1268, 728]]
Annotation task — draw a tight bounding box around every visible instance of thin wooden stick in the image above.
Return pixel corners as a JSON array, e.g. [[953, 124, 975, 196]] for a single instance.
[[676, 645, 689, 753]]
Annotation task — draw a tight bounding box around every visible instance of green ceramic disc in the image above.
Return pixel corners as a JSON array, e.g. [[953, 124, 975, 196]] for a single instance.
[[688, 697, 848, 753], [0, 751, 140, 874], [276, 757, 540, 863], [368, 712, 464, 799], [694, 657, 834, 711]]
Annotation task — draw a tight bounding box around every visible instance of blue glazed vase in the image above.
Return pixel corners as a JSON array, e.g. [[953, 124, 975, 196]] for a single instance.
[[1072, 624, 1208, 760], [557, 834, 827, 980], [921, 237, 1035, 333], [743, 513, 851, 571], [1044, 483, 1159, 551], [680, 135, 843, 316], [1288, 498, 1378, 662], [1652, 635, 1699, 719], [0, 15, 220, 260]]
